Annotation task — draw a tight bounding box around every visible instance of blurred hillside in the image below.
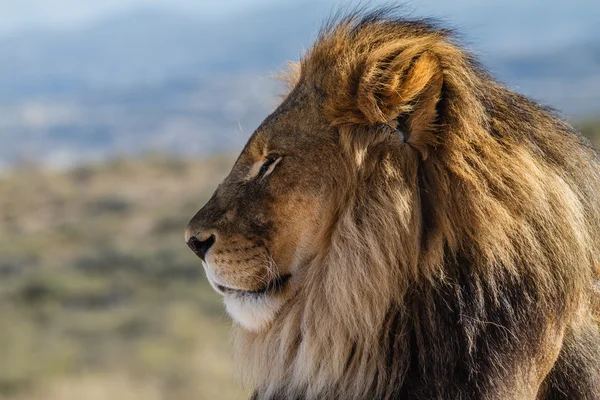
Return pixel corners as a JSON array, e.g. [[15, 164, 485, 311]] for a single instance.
[[0, 155, 248, 400], [0, 1, 599, 168], [580, 118, 600, 147]]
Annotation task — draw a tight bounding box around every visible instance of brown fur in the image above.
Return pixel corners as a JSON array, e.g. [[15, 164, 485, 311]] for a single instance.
[[187, 9, 600, 400]]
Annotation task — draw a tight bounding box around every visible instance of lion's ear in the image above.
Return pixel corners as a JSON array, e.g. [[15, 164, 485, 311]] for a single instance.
[[357, 49, 443, 156]]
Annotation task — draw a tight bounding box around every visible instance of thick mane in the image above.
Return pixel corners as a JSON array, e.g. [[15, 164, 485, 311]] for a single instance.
[[235, 10, 600, 399]]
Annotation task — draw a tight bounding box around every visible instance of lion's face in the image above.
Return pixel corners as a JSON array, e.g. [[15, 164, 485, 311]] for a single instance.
[[186, 87, 346, 331], [186, 23, 449, 333]]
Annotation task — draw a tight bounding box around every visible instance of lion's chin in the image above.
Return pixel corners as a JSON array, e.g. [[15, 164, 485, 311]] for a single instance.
[[224, 294, 286, 332]]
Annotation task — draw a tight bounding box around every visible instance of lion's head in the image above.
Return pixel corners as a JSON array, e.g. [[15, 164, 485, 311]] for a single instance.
[[186, 10, 600, 400], [184, 90, 344, 330], [185, 15, 443, 333]]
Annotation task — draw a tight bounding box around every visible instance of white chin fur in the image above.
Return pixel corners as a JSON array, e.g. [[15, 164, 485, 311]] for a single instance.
[[224, 294, 285, 332]]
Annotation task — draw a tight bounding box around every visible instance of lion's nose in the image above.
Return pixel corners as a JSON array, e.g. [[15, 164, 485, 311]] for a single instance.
[[187, 234, 216, 261]]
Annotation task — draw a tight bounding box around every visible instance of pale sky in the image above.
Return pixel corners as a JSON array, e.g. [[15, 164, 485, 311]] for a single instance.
[[0, 0, 275, 36], [0, 0, 598, 53]]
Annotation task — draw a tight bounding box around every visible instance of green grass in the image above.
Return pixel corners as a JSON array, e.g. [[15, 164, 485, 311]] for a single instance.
[[577, 117, 600, 147]]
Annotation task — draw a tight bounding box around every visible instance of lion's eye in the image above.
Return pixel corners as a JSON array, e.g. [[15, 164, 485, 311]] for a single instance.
[[258, 153, 281, 180]]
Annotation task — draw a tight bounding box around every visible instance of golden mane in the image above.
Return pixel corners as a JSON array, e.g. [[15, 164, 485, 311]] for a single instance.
[[232, 10, 600, 399]]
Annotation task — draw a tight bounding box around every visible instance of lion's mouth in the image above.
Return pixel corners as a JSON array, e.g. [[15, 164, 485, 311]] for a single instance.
[[216, 274, 292, 297]]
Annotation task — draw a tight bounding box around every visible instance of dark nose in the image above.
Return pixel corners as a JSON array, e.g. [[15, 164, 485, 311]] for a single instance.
[[187, 234, 216, 261]]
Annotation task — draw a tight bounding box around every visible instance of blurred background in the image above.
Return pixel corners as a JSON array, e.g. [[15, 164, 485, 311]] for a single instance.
[[0, 1, 599, 399]]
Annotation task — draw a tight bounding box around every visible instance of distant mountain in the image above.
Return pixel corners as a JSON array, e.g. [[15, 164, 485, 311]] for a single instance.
[[0, 4, 319, 98], [0, 2, 599, 167], [489, 42, 600, 116]]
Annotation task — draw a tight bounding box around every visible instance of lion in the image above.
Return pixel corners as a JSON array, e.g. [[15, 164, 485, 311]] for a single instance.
[[185, 9, 600, 400]]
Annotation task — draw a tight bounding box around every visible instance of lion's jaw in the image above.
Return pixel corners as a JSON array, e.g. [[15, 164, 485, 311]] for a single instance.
[[202, 251, 294, 332], [223, 291, 288, 332]]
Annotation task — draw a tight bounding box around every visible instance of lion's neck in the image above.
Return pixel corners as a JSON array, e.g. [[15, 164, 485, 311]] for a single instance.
[[232, 295, 407, 400], [232, 189, 420, 399]]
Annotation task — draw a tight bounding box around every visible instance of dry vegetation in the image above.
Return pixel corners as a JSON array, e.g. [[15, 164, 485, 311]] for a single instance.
[[0, 155, 248, 400], [579, 118, 600, 148], [0, 119, 598, 400]]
